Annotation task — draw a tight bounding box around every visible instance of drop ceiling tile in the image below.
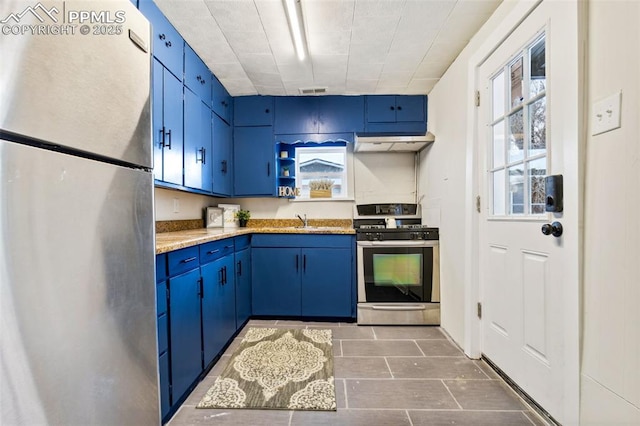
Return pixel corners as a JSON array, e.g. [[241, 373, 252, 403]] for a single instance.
[[303, 0, 355, 33], [312, 54, 349, 75], [347, 63, 384, 80], [378, 71, 413, 86], [351, 16, 398, 45], [238, 53, 280, 75], [375, 84, 410, 94], [307, 31, 351, 55], [400, 0, 456, 27], [246, 72, 283, 87], [406, 78, 439, 94], [204, 0, 262, 33], [346, 79, 379, 94], [210, 63, 248, 80], [354, 0, 406, 18], [413, 60, 450, 79], [221, 78, 257, 95], [449, 0, 502, 17], [224, 31, 272, 55], [382, 53, 423, 73], [278, 62, 314, 82], [349, 42, 391, 64], [253, 84, 287, 95], [389, 28, 439, 54]]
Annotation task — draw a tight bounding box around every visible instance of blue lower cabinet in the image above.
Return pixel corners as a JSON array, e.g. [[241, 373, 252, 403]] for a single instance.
[[235, 246, 252, 327], [252, 247, 301, 316], [251, 235, 355, 318], [201, 254, 236, 367], [158, 351, 170, 418], [168, 268, 202, 402], [301, 248, 352, 317]]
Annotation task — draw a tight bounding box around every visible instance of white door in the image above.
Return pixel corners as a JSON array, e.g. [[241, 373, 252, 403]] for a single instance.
[[477, 2, 581, 423]]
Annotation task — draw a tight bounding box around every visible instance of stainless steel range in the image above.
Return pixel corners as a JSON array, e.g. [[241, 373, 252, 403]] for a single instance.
[[354, 203, 440, 325]]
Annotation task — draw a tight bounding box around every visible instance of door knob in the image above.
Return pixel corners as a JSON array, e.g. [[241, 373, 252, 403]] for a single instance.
[[541, 222, 563, 237]]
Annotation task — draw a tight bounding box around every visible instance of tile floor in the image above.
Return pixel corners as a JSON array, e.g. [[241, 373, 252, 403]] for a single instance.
[[168, 320, 548, 426]]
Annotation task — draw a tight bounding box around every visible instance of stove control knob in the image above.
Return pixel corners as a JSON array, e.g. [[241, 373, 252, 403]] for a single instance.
[[376, 233, 383, 241], [410, 232, 418, 240], [367, 233, 374, 241]]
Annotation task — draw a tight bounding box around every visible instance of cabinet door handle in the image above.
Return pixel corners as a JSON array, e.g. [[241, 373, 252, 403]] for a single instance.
[[165, 129, 172, 149], [199, 277, 204, 299], [397, 105, 402, 111], [165, 40, 172, 48], [181, 256, 197, 263], [223, 266, 228, 284], [207, 249, 220, 255], [265, 108, 270, 114], [237, 260, 242, 276], [390, 106, 395, 111], [222, 160, 228, 174], [160, 126, 166, 148], [267, 162, 270, 177], [219, 268, 224, 285], [159, 33, 166, 40], [196, 147, 205, 163], [295, 254, 299, 271], [303, 254, 306, 272]]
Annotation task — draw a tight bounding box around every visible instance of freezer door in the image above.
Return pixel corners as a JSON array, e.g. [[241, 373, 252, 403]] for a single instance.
[[0, 140, 159, 425], [0, 1, 152, 168]]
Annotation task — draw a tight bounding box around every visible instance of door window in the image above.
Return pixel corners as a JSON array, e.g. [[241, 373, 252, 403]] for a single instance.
[[489, 34, 547, 216]]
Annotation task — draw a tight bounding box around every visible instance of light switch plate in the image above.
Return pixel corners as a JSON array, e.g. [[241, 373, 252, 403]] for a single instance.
[[592, 91, 622, 136]]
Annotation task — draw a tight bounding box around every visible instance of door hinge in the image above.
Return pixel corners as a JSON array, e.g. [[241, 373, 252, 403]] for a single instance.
[[475, 90, 480, 107], [476, 195, 481, 213], [477, 302, 482, 319]]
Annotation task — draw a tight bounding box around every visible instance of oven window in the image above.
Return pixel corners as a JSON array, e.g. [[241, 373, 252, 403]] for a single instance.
[[362, 247, 433, 302], [373, 253, 422, 286]]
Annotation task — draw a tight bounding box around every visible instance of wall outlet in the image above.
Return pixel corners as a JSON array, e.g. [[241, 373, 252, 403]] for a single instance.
[[592, 91, 622, 136]]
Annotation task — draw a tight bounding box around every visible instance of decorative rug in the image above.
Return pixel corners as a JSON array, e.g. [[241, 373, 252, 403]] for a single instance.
[[197, 328, 336, 411]]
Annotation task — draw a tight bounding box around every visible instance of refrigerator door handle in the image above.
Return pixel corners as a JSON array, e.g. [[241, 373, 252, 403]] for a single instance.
[[165, 129, 172, 150]]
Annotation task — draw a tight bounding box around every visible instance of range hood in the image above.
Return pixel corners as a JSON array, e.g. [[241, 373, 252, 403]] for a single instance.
[[354, 132, 435, 152]]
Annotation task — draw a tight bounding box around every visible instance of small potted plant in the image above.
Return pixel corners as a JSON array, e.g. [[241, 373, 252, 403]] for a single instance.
[[235, 209, 251, 227], [309, 179, 334, 198]]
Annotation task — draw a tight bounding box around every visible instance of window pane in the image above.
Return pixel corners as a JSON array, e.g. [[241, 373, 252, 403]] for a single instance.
[[529, 97, 546, 155], [296, 146, 347, 199], [492, 169, 506, 215], [530, 36, 546, 97], [508, 110, 524, 163], [510, 56, 523, 108], [528, 157, 547, 214], [492, 120, 505, 168], [508, 164, 524, 214], [492, 71, 505, 120]]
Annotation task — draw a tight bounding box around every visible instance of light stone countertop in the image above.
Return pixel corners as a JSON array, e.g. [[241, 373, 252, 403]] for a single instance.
[[155, 226, 355, 254]]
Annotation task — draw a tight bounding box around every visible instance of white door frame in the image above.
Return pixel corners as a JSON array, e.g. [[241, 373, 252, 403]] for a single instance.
[[461, 1, 586, 424]]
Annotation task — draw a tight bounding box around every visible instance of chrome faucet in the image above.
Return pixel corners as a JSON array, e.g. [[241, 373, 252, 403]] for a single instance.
[[296, 214, 308, 228]]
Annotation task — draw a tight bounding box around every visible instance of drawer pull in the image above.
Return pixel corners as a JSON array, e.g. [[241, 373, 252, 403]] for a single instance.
[[181, 256, 197, 263], [207, 249, 220, 255]]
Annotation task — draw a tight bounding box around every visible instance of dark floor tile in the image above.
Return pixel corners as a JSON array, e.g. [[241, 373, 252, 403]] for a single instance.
[[416, 339, 464, 356], [291, 409, 411, 426], [373, 326, 446, 340], [342, 340, 422, 356], [168, 406, 292, 425], [387, 357, 488, 379], [346, 379, 458, 409], [408, 410, 534, 426], [444, 380, 528, 410], [332, 326, 375, 340], [335, 357, 392, 378]]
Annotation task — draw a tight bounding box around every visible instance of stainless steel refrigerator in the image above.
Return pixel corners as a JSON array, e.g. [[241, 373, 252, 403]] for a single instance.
[[0, 1, 159, 424]]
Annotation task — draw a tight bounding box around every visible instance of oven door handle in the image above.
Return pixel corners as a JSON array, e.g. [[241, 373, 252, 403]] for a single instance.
[[370, 304, 427, 311], [357, 240, 438, 247]]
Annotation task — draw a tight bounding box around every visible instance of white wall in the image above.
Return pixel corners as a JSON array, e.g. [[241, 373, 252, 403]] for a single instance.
[[581, 0, 640, 423], [155, 152, 416, 221]]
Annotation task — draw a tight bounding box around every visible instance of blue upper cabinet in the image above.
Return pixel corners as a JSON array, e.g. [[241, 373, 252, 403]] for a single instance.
[[211, 75, 232, 124], [234, 96, 274, 126], [365, 95, 427, 135], [138, 0, 184, 79], [212, 113, 233, 196], [184, 44, 212, 107], [274, 97, 318, 134], [275, 96, 365, 134], [183, 88, 212, 192], [318, 96, 365, 133], [233, 126, 276, 196]]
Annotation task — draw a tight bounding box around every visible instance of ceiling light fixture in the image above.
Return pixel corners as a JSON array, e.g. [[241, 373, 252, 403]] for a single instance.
[[283, 0, 307, 61]]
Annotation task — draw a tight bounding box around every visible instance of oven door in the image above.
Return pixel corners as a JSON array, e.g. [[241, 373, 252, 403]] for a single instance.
[[357, 240, 439, 303]]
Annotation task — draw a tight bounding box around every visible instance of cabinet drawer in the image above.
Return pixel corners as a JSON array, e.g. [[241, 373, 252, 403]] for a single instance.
[[184, 44, 212, 105], [235, 235, 251, 251], [252, 234, 353, 248], [167, 246, 200, 276], [156, 253, 167, 283], [200, 239, 234, 264], [158, 313, 168, 354], [156, 281, 167, 316]]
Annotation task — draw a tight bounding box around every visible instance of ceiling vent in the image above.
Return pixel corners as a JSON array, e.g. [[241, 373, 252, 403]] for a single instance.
[[299, 87, 327, 95]]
